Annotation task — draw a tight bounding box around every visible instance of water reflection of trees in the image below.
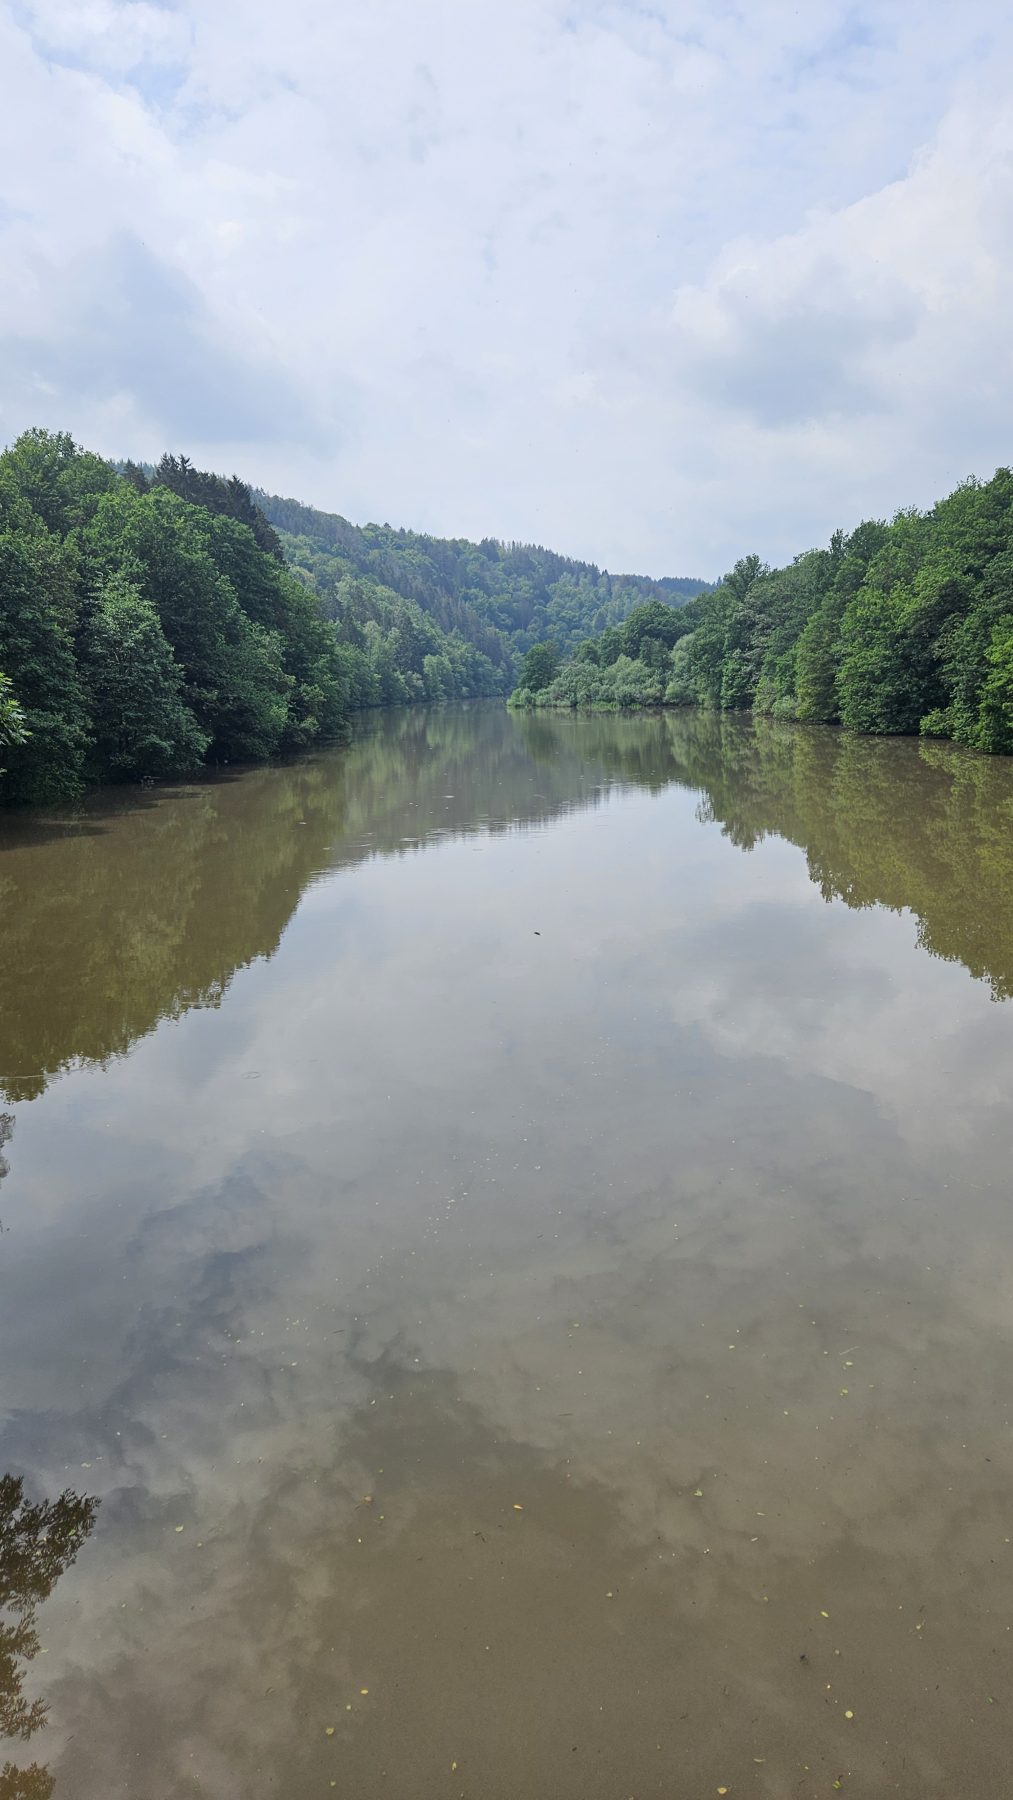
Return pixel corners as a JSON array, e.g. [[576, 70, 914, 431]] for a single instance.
[[0, 707, 619, 1106], [3, 704, 1012, 1112], [0, 1477, 98, 1800], [518, 708, 1013, 1001]]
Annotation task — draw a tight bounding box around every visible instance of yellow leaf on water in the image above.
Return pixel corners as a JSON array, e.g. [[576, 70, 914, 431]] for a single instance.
[[844, 1709, 854, 1720], [175, 1525, 185, 1533], [324, 1726, 335, 1737], [360, 1688, 369, 1695], [820, 1610, 830, 1618], [513, 1503, 524, 1511]]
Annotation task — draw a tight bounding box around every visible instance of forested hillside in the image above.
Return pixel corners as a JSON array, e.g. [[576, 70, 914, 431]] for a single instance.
[[256, 489, 712, 660], [512, 469, 1013, 756], [144, 458, 511, 708]]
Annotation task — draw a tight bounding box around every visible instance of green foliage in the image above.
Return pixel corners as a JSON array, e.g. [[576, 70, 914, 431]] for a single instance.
[[0, 427, 116, 534], [0, 432, 350, 801], [518, 641, 561, 693], [511, 599, 706, 712], [276, 535, 513, 704], [619, 600, 692, 659], [81, 574, 209, 778], [83, 483, 294, 763], [974, 616, 1013, 753], [515, 470, 1013, 755], [0, 524, 90, 801], [0, 675, 28, 753], [152, 453, 283, 558], [664, 634, 698, 706]]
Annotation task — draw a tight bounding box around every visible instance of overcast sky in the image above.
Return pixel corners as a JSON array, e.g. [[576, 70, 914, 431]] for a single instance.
[[2, 1, 1011, 576]]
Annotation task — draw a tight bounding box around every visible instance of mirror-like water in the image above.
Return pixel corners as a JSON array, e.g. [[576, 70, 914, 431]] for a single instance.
[[2, 703, 1013, 1799]]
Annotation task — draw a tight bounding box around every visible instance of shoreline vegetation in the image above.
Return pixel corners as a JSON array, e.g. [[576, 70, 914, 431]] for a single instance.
[[0, 429, 710, 805], [509, 467, 1013, 756]]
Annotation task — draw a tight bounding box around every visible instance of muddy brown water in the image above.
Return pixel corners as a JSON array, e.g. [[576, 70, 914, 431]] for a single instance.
[[1, 703, 1013, 1800]]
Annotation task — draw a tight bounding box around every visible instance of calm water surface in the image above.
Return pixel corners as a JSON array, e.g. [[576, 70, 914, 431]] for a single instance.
[[2, 704, 1013, 1800]]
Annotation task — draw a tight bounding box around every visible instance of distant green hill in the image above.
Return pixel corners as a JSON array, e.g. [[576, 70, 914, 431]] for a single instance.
[[255, 489, 713, 670]]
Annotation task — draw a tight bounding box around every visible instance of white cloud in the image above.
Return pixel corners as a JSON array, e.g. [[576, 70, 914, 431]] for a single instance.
[[1, 0, 1012, 571]]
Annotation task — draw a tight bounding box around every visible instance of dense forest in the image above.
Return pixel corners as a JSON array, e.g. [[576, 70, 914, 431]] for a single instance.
[[511, 469, 1013, 756], [256, 488, 711, 662], [0, 432, 708, 803]]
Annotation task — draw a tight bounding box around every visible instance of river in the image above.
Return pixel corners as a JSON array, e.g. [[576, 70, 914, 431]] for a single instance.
[[2, 702, 1013, 1799]]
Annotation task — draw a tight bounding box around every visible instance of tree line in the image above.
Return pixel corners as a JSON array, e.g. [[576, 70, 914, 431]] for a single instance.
[[510, 468, 1013, 755]]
